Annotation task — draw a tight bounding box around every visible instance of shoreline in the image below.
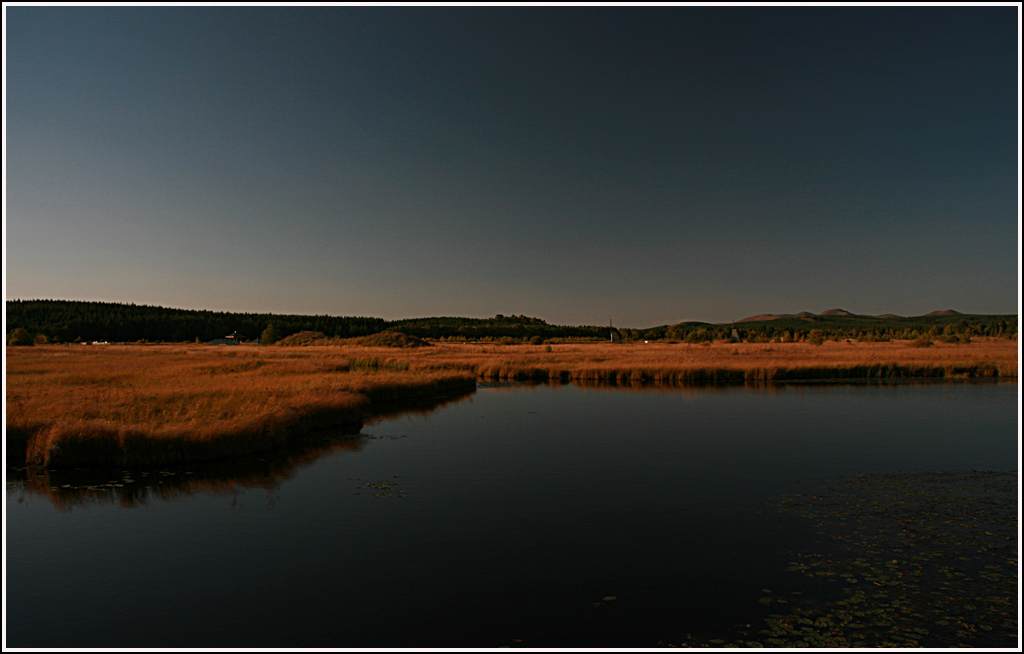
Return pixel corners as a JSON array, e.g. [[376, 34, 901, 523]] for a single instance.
[[6, 340, 1017, 469], [473, 362, 1014, 383]]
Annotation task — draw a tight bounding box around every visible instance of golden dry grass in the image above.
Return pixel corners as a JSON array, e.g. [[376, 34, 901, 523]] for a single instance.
[[5, 338, 1016, 467]]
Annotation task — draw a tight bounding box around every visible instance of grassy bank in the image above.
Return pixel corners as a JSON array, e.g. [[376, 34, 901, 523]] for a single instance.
[[338, 338, 1018, 383], [6, 339, 1016, 468]]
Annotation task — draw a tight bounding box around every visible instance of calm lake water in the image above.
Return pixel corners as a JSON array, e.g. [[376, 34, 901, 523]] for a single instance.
[[4, 381, 1018, 648]]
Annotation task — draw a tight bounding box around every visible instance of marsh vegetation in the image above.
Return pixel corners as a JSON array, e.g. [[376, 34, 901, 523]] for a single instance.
[[6, 339, 1015, 468]]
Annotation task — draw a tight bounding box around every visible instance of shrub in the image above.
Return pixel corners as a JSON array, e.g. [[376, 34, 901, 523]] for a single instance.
[[529, 335, 544, 345], [275, 331, 340, 346], [911, 335, 934, 348], [684, 329, 714, 344], [261, 323, 279, 345], [354, 331, 430, 348], [859, 332, 891, 343], [8, 328, 34, 346]]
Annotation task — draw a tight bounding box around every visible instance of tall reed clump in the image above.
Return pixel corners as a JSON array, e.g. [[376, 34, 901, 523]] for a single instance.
[[349, 357, 410, 372]]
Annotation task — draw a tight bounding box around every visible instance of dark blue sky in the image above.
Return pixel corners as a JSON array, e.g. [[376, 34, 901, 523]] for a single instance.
[[5, 6, 1019, 326]]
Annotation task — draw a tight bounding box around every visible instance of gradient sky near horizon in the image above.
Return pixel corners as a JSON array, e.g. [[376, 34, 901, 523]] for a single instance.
[[5, 5, 1020, 327]]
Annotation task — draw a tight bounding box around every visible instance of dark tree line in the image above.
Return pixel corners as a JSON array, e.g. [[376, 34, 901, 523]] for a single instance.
[[4, 301, 613, 344], [388, 314, 611, 341], [6, 300, 1016, 345], [629, 314, 1017, 343], [5, 300, 388, 344]]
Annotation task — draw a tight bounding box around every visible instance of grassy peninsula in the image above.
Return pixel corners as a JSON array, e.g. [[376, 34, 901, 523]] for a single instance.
[[5, 345, 476, 468]]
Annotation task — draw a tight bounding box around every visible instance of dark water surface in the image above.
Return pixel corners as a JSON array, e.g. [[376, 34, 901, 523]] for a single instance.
[[4, 382, 1018, 648]]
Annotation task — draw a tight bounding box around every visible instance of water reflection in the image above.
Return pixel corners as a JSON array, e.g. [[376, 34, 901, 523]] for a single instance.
[[7, 387, 476, 511], [5, 380, 1011, 513], [7, 436, 364, 511], [5, 381, 1016, 648], [481, 376, 1013, 394]]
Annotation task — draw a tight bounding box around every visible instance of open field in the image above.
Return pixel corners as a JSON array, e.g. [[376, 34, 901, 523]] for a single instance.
[[5, 338, 1017, 468]]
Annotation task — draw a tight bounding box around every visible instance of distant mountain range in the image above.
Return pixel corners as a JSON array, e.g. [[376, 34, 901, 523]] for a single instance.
[[736, 309, 963, 323]]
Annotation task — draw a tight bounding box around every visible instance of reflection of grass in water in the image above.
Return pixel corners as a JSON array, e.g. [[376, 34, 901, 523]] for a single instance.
[[7, 388, 474, 511], [8, 432, 368, 512], [673, 470, 1017, 648]]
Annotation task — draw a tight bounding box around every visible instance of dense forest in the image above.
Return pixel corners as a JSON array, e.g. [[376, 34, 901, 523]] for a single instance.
[[4, 300, 387, 344], [629, 312, 1018, 344], [389, 314, 610, 341], [4, 301, 610, 344], [5, 299, 1018, 345]]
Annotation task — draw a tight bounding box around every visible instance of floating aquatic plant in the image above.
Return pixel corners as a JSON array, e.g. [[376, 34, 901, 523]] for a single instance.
[[672, 470, 1017, 648]]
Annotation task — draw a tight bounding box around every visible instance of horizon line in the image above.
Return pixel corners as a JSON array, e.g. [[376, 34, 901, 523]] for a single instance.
[[6, 297, 1018, 331]]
